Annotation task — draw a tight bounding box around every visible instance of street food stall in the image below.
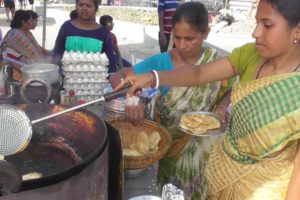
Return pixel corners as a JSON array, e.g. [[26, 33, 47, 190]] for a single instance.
[[0, 52, 172, 199]]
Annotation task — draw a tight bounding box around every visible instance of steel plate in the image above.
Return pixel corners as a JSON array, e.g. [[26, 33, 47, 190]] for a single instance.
[[176, 111, 227, 137]]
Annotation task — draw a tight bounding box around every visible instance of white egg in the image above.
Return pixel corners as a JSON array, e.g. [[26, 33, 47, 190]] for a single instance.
[[66, 64, 72, 71], [76, 64, 81, 71], [90, 64, 96, 71], [83, 64, 88, 71], [78, 53, 84, 62], [86, 53, 92, 61]]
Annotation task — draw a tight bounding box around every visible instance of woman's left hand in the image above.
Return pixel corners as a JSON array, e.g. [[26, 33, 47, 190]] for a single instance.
[[215, 104, 230, 124], [125, 103, 145, 125]]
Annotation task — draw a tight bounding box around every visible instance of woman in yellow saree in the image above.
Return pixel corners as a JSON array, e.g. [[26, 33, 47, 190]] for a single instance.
[[118, 0, 300, 199]]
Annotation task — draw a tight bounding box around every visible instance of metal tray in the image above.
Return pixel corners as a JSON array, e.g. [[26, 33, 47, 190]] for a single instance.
[[176, 111, 227, 137]]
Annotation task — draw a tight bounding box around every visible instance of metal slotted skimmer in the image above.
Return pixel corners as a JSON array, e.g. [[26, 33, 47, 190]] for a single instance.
[[0, 86, 129, 156], [0, 105, 32, 156]]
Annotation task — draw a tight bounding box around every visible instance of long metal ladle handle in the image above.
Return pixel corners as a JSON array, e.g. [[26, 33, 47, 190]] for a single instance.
[[31, 87, 129, 125]]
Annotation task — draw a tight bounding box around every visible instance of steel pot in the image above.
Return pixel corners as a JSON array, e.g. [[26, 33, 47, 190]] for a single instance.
[[21, 64, 59, 85], [20, 64, 60, 103]]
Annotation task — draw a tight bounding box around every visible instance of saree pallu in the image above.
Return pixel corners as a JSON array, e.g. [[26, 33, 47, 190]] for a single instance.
[[0, 29, 44, 81], [3, 29, 43, 62], [205, 72, 300, 200]]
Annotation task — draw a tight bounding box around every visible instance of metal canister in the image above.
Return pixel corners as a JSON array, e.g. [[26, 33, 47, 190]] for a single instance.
[[59, 89, 68, 104], [7, 82, 19, 96]]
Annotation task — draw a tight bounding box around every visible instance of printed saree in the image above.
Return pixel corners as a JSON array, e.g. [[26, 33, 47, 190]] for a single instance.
[[205, 72, 300, 199], [0, 29, 44, 80], [2, 29, 43, 63], [156, 47, 237, 200]]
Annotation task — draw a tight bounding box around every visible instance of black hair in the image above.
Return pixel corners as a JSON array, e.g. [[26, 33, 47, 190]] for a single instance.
[[10, 10, 31, 29], [99, 15, 113, 26], [75, 0, 99, 11], [172, 2, 208, 33], [268, 0, 300, 27], [70, 9, 78, 20], [27, 10, 38, 20]]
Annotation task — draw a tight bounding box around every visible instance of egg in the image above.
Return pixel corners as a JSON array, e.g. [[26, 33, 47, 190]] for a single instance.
[[86, 53, 92, 61], [83, 64, 88, 71], [78, 53, 84, 61], [75, 64, 80, 71]]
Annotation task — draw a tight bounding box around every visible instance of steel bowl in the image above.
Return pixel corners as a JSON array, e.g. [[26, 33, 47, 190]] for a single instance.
[[124, 168, 147, 179], [129, 195, 161, 200]]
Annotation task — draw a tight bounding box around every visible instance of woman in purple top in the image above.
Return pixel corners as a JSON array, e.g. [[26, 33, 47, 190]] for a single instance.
[[52, 0, 117, 73]]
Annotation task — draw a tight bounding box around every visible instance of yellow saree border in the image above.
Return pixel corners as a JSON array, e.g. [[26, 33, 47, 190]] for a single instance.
[[224, 72, 300, 163]]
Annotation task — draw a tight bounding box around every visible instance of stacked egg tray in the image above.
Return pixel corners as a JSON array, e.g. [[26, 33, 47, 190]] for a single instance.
[[62, 51, 109, 102]]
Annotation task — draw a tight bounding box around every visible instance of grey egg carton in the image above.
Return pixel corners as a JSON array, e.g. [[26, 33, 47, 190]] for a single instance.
[[63, 71, 108, 78], [62, 51, 109, 66], [63, 64, 108, 72]]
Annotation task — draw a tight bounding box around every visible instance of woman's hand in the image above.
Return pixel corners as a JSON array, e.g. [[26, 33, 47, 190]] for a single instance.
[[109, 68, 134, 89], [215, 90, 232, 124], [125, 103, 145, 125], [125, 96, 145, 125], [215, 104, 230, 124], [115, 73, 153, 96]]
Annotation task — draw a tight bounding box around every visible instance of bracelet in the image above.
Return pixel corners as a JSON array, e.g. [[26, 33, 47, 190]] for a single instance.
[[150, 70, 156, 88], [151, 70, 159, 89], [120, 71, 126, 83]]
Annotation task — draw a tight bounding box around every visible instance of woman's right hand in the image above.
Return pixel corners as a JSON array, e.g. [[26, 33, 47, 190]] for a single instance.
[[115, 73, 153, 96], [109, 68, 135, 89], [125, 103, 145, 125]]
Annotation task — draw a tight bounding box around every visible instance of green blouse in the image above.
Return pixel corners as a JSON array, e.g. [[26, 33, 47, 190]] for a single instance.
[[228, 43, 261, 83]]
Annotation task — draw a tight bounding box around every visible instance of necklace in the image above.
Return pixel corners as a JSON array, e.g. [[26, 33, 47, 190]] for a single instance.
[[256, 60, 300, 79]]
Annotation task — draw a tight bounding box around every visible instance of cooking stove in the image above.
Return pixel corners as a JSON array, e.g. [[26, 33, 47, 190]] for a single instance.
[[0, 104, 123, 200]]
